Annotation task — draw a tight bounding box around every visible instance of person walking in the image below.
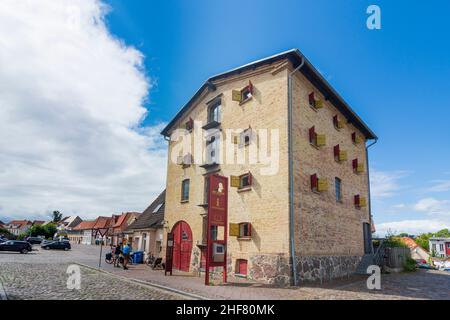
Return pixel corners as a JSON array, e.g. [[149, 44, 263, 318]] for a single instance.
[[114, 244, 122, 268], [122, 242, 131, 270]]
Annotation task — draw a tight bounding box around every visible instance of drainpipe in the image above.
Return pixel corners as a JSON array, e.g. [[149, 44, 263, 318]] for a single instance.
[[288, 56, 305, 286], [365, 138, 378, 254]]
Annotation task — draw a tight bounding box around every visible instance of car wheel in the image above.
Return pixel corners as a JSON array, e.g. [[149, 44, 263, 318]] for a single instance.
[[64, 247, 69, 251], [21, 248, 28, 254], [44, 246, 50, 250]]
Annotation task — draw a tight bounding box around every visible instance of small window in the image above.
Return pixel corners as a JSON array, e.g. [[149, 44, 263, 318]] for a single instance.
[[240, 128, 253, 147], [210, 225, 218, 241], [241, 86, 252, 102], [239, 222, 252, 238], [439, 244, 444, 251], [185, 118, 194, 131], [204, 176, 210, 204], [208, 100, 221, 123], [239, 172, 252, 189], [181, 179, 190, 202], [335, 178, 342, 202]]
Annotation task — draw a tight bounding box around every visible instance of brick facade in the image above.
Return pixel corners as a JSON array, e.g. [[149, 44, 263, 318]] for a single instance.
[[161, 50, 375, 285]]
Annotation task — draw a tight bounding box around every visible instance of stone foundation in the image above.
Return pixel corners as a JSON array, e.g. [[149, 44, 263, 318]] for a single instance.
[[295, 255, 362, 283], [249, 254, 291, 286]]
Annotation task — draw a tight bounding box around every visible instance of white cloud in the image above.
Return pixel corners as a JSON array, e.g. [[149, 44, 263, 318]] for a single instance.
[[370, 169, 407, 198], [375, 219, 450, 236], [414, 198, 450, 215], [428, 180, 450, 193], [0, 1, 166, 221]]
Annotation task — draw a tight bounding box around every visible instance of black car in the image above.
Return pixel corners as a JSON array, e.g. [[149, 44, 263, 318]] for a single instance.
[[0, 240, 32, 254], [25, 237, 44, 244], [41, 241, 71, 251]]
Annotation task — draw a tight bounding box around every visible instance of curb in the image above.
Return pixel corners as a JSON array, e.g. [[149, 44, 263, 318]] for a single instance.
[[0, 280, 7, 300], [75, 263, 208, 300]]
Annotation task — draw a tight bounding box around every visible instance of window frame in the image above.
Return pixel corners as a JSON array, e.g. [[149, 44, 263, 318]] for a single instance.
[[239, 172, 252, 190], [207, 99, 221, 124], [238, 222, 252, 239], [181, 179, 190, 202], [240, 83, 253, 104], [335, 177, 342, 203]]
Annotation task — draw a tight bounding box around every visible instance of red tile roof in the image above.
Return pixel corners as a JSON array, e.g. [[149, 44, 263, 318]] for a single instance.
[[8, 220, 32, 227], [73, 220, 96, 230]]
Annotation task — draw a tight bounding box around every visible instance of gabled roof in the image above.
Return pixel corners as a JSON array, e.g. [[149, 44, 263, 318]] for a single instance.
[[32, 220, 46, 226], [161, 48, 377, 140], [8, 220, 32, 228], [126, 190, 165, 231], [73, 220, 96, 231]]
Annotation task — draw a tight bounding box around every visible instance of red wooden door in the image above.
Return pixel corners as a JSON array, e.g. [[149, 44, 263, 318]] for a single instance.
[[172, 221, 193, 272], [237, 259, 248, 275]]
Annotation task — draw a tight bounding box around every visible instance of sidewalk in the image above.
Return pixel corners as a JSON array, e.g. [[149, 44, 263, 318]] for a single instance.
[[72, 245, 450, 300]]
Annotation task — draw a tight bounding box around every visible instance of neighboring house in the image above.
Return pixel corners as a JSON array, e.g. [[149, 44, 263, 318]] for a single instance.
[[57, 216, 82, 231], [109, 212, 141, 246], [429, 237, 450, 258], [125, 190, 165, 258], [0, 220, 5, 228], [32, 220, 46, 226], [160, 49, 377, 284], [71, 217, 112, 245], [400, 237, 430, 261], [6, 220, 33, 236]]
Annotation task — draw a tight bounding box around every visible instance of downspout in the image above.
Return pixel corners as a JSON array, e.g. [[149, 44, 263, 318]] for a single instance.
[[288, 56, 304, 286], [365, 138, 378, 253]]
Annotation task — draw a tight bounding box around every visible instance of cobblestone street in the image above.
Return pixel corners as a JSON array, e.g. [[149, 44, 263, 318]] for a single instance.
[[0, 244, 449, 300]]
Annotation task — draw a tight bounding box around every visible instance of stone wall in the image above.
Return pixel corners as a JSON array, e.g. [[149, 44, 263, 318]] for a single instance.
[[295, 255, 362, 283]]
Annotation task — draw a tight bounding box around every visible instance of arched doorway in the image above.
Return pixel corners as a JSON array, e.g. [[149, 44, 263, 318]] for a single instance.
[[171, 221, 193, 272]]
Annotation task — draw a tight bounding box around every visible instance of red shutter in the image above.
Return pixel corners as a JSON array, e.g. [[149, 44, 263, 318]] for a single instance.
[[351, 132, 356, 143], [248, 223, 252, 237], [309, 126, 316, 143], [309, 92, 315, 106], [311, 174, 318, 190], [354, 195, 360, 206], [334, 145, 340, 157], [248, 81, 253, 94], [333, 115, 338, 127], [352, 159, 358, 170], [248, 172, 253, 186]]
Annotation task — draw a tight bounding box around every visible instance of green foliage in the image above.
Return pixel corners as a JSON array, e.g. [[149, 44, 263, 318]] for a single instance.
[[384, 231, 408, 248], [17, 233, 27, 240], [434, 228, 450, 238], [52, 211, 62, 223], [0, 227, 13, 238], [415, 233, 432, 251], [404, 258, 418, 272], [28, 223, 57, 239]]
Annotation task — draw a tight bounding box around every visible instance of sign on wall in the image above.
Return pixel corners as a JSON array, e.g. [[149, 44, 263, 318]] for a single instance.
[[205, 174, 228, 285]]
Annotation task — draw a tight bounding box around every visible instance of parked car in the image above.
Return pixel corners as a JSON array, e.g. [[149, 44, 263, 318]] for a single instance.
[[25, 237, 44, 244], [41, 241, 71, 251], [0, 240, 32, 254], [0, 238, 6, 244]]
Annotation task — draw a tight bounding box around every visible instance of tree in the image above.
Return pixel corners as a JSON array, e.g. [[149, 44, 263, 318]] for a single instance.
[[27, 223, 57, 239], [52, 211, 62, 223], [0, 227, 13, 239], [434, 228, 450, 238]]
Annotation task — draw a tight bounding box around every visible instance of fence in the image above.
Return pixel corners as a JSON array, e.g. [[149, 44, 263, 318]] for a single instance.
[[385, 247, 411, 268]]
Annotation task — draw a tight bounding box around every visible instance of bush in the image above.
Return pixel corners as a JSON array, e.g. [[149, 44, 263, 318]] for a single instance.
[[384, 236, 408, 248], [404, 258, 417, 272]]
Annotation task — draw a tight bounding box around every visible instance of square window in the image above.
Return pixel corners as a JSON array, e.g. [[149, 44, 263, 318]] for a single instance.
[[241, 86, 252, 103], [239, 223, 252, 238], [240, 173, 252, 189]]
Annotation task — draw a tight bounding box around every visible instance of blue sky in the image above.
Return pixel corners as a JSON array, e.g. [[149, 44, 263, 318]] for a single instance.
[[0, 1, 448, 234], [103, 0, 450, 235]]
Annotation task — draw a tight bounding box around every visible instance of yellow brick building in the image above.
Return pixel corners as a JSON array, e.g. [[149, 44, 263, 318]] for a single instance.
[[160, 49, 377, 285]]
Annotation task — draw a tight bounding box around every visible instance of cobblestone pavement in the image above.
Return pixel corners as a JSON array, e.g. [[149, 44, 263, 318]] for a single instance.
[[0, 248, 188, 300], [1, 244, 449, 300]]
